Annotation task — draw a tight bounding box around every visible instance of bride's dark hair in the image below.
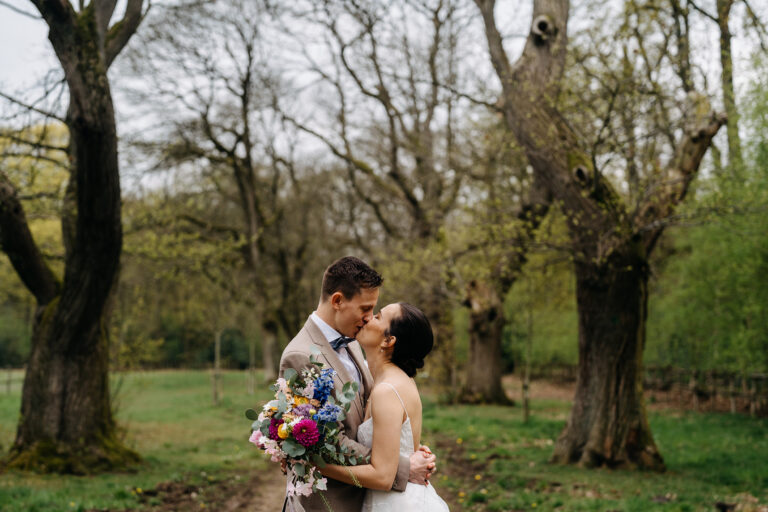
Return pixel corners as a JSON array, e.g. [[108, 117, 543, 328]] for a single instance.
[[386, 303, 434, 377]]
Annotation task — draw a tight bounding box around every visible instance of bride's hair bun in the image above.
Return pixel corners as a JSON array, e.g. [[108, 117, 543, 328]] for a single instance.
[[387, 303, 433, 378]]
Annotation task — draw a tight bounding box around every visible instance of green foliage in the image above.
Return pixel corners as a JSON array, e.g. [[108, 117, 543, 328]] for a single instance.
[[0, 307, 30, 367], [646, 54, 768, 373], [647, 206, 768, 372]]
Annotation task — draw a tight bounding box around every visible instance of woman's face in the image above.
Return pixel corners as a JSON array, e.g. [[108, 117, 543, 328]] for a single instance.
[[357, 303, 401, 350]]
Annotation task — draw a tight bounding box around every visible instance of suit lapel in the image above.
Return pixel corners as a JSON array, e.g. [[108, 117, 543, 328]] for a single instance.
[[304, 317, 365, 422]]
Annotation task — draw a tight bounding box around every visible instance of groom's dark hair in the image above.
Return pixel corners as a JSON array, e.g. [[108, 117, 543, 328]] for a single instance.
[[321, 256, 383, 300]]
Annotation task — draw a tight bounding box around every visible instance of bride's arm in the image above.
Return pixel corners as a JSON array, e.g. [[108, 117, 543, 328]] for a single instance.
[[320, 385, 405, 491]]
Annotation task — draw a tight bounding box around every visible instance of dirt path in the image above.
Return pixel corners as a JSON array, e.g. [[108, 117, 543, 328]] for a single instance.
[[86, 463, 286, 512], [219, 465, 285, 512]]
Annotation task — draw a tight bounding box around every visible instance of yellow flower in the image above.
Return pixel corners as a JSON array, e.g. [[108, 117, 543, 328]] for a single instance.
[[309, 409, 317, 415], [532, 503, 537, 508], [69, 503, 76, 508], [474, 474, 482, 481], [278, 422, 291, 439], [470, 454, 477, 460], [136, 487, 143, 494], [458, 491, 466, 498], [294, 396, 309, 406], [456, 438, 463, 445]]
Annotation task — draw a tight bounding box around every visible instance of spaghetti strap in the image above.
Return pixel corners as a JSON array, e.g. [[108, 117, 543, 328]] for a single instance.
[[379, 382, 409, 421]]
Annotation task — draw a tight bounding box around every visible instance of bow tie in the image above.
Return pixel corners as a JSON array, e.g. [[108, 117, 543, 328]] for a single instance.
[[330, 336, 355, 350]]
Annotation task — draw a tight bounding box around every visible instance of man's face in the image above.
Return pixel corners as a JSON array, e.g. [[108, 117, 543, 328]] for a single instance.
[[333, 287, 380, 338]]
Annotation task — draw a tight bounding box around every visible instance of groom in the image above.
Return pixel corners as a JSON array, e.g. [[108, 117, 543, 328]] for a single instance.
[[279, 256, 436, 512]]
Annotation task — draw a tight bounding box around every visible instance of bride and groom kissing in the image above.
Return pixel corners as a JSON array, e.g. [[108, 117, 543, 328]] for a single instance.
[[279, 256, 450, 512]]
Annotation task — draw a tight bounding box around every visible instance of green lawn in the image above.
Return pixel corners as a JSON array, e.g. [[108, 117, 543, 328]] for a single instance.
[[421, 398, 768, 511], [1, 371, 766, 511], [0, 370, 274, 511]]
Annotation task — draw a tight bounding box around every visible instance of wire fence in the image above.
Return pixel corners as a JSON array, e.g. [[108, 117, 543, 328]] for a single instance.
[[5, 364, 766, 416], [2, 367, 25, 394], [528, 363, 768, 417]]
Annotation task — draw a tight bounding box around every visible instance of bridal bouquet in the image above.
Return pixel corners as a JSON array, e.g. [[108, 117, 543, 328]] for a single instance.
[[247, 355, 363, 497]]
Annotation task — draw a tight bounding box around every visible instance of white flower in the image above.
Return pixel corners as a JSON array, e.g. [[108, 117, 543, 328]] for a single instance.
[[276, 378, 290, 394]]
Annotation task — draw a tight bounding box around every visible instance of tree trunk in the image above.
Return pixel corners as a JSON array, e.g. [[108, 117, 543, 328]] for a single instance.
[[716, 0, 743, 172], [261, 322, 278, 383], [551, 256, 664, 470], [8, 298, 138, 473], [422, 293, 457, 394], [474, 0, 723, 472], [460, 280, 512, 404], [2, 0, 145, 474], [6, 101, 139, 474]]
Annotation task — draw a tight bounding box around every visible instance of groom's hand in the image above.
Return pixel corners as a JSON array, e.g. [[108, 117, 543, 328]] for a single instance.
[[408, 445, 436, 485]]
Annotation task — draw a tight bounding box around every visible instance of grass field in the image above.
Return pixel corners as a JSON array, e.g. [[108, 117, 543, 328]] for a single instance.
[[0, 370, 766, 511]]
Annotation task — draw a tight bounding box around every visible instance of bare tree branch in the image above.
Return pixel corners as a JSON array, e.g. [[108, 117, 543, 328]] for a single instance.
[[105, 0, 147, 68], [0, 169, 60, 304], [0, 0, 40, 19], [0, 91, 66, 122]]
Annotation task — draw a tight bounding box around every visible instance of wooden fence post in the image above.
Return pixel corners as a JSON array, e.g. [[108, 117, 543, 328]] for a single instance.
[[212, 329, 222, 406]]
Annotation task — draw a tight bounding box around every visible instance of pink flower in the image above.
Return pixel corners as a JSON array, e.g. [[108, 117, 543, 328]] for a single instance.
[[262, 440, 285, 462], [249, 430, 263, 446], [295, 481, 314, 496], [293, 419, 320, 447]]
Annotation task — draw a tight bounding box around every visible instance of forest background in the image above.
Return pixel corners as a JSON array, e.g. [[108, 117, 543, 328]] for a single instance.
[[2, 0, 767, 384], [0, 0, 767, 502]]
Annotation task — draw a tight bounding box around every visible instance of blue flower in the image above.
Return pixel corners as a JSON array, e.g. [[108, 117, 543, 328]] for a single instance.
[[313, 403, 343, 423], [313, 368, 335, 402]]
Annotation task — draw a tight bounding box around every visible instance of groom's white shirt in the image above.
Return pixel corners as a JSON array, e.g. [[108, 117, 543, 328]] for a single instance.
[[310, 311, 363, 386]]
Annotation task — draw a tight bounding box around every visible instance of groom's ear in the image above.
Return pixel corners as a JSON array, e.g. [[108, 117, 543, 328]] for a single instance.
[[330, 291, 344, 309]]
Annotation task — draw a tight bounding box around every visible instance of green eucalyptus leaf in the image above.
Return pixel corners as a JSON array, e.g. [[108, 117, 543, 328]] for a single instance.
[[283, 439, 306, 457], [278, 392, 288, 413], [245, 408, 259, 421]]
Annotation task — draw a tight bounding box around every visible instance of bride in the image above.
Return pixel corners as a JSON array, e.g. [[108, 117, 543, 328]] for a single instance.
[[321, 302, 449, 511]]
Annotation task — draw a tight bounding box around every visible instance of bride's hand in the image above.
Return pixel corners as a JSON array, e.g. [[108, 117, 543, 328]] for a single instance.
[[408, 446, 436, 485]]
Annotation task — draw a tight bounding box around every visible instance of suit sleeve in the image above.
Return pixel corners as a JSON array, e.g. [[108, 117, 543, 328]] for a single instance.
[[280, 350, 411, 493]]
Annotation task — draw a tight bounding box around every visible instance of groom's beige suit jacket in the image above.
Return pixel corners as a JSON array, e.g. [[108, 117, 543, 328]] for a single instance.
[[279, 315, 410, 512]]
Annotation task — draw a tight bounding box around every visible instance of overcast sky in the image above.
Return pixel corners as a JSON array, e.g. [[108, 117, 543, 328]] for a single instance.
[[1, 1, 765, 125], [0, 1, 53, 93]]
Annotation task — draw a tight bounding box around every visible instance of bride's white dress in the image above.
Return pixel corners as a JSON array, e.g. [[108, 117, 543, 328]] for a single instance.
[[357, 383, 450, 512]]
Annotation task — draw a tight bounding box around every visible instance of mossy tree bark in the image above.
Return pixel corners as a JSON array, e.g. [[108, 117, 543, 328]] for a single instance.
[[554, 255, 661, 468], [0, 0, 144, 474], [460, 189, 550, 405], [462, 280, 510, 404], [474, 0, 725, 470]]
